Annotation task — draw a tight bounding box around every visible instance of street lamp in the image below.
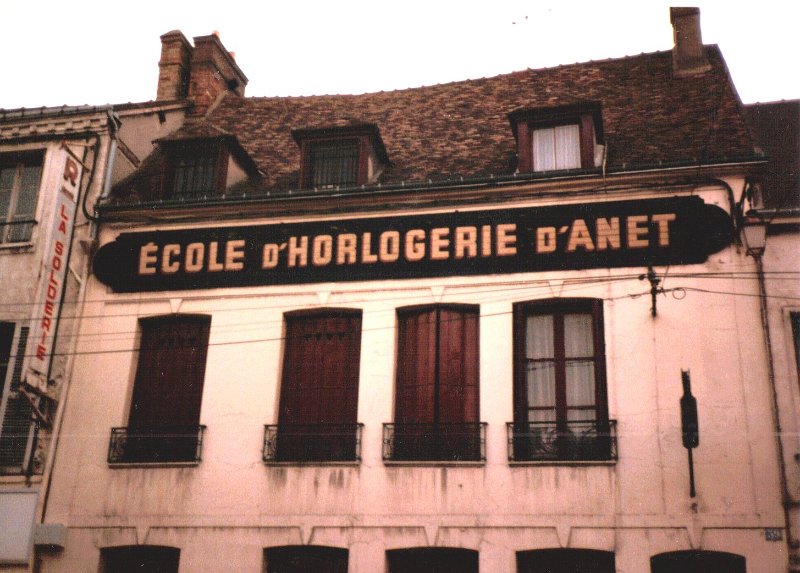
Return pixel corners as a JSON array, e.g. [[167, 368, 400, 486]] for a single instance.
[[741, 216, 768, 257]]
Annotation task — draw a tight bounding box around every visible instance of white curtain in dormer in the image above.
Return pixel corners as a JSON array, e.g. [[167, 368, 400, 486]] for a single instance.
[[532, 124, 581, 171]]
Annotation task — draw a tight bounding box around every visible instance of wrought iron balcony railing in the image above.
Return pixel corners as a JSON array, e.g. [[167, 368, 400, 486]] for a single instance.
[[263, 423, 364, 463], [507, 420, 617, 462], [108, 425, 206, 465], [383, 422, 487, 463]]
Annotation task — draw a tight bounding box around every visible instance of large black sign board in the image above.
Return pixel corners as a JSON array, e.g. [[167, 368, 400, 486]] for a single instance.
[[93, 197, 732, 293]]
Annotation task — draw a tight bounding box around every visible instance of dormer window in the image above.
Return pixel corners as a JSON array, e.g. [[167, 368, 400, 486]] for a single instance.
[[310, 139, 360, 187], [164, 140, 228, 199], [510, 104, 604, 174], [293, 123, 389, 190]]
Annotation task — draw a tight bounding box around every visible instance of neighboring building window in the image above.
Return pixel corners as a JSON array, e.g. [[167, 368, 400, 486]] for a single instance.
[[651, 550, 746, 573], [387, 548, 479, 573], [165, 141, 227, 199], [108, 315, 210, 464], [517, 549, 615, 573], [273, 310, 362, 462], [264, 546, 348, 573], [509, 104, 603, 174], [100, 545, 180, 573], [532, 124, 581, 171], [309, 139, 360, 188], [386, 305, 483, 462], [0, 152, 43, 243], [510, 299, 614, 462], [0, 322, 35, 474]]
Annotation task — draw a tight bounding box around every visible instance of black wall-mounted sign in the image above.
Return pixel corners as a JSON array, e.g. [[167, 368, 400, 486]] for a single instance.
[[93, 196, 732, 293]]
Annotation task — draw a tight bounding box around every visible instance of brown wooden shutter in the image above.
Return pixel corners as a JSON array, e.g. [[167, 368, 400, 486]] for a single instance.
[[129, 315, 211, 429]]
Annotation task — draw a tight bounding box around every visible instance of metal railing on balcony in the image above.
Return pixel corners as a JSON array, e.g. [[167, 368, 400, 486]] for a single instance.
[[507, 420, 617, 462], [263, 423, 364, 463], [383, 422, 487, 463], [108, 425, 206, 465]]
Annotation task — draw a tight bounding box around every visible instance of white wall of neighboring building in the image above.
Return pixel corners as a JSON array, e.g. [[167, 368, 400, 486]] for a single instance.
[[36, 181, 789, 572]]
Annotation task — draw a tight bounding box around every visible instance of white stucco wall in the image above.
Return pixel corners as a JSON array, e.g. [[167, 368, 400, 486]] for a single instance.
[[37, 182, 789, 572]]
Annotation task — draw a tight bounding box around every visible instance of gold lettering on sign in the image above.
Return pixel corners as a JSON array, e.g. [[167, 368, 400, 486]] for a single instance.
[[262, 244, 280, 268], [208, 242, 225, 272], [225, 240, 246, 270], [596, 218, 620, 251], [337, 234, 357, 265], [481, 225, 492, 257], [312, 235, 333, 266], [652, 213, 677, 246], [380, 231, 400, 262], [361, 232, 378, 263], [536, 228, 557, 253], [287, 236, 308, 267], [139, 243, 158, 275], [162, 244, 181, 273], [454, 226, 477, 259], [496, 224, 517, 256], [627, 216, 649, 248], [185, 243, 205, 272], [406, 230, 425, 261], [566, 220, 595, 252], [430, 228, 450, 260]]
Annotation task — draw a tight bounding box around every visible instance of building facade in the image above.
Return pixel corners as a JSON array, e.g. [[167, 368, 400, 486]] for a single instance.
[[0, 100, 188, 571], [33, 10, 793, 573]]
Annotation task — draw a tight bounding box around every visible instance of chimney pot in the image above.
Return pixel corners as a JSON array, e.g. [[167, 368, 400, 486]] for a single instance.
[[670, 7, 710, 76]]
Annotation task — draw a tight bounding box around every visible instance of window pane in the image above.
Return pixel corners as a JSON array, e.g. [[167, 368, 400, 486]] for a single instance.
[[554, 124, 581, 169], [0, 168, 13, 217], [565, 360, 595, 410], [527, 362, 556, 407], [563, 313, 593, 357], [311, 140, 359, 187], [532, 128, 556, 171], [16, 165, 41, 216], [526, 315, 554, 358]]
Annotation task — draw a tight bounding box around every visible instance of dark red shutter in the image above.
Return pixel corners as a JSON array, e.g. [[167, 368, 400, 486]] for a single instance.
[[129, 315, 211, 429]]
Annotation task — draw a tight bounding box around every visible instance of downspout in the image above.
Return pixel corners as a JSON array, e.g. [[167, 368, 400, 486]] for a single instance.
[[753, 249, 796, 558]]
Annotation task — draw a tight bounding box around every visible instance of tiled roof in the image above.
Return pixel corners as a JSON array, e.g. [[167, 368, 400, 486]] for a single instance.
[[743, 100, 800, 209], [111, 46, 757, 201]]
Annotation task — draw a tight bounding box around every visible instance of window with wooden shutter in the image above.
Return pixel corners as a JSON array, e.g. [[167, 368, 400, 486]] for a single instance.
[[109, 315, 211, 465], [389, 305, 482, 462], [0, 323, 35, 474], [274, 310, 362, 462]]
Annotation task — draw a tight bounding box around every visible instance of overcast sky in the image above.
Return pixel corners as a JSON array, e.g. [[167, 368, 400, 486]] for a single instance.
[[2, 0, 798, 110]]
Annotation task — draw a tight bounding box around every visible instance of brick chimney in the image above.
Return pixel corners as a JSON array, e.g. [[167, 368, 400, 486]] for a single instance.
[[187, 33, 248, 116], [156, 31, 248, 116], [670, 7, 710, 76], [157, 30, 193, 100]]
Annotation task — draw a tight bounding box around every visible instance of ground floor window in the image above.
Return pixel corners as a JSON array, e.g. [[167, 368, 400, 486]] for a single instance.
[[517, 548, 614, 573], [387, 548, 478, 573], [651, 550, 746, 572], [0, 322, 34, 474], [100, 545, 179, 573], [264, 546, 348, 573]]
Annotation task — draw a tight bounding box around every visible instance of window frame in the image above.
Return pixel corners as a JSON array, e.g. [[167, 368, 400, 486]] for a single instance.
[[513, 298, 609, 426], [509, 104, 603, 174], [162, 139, 229, 200], [109, 314, 211, 466], [0, 322, 35, 475], [0, 151, 44, 244], [293, 124, 389, 190]]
